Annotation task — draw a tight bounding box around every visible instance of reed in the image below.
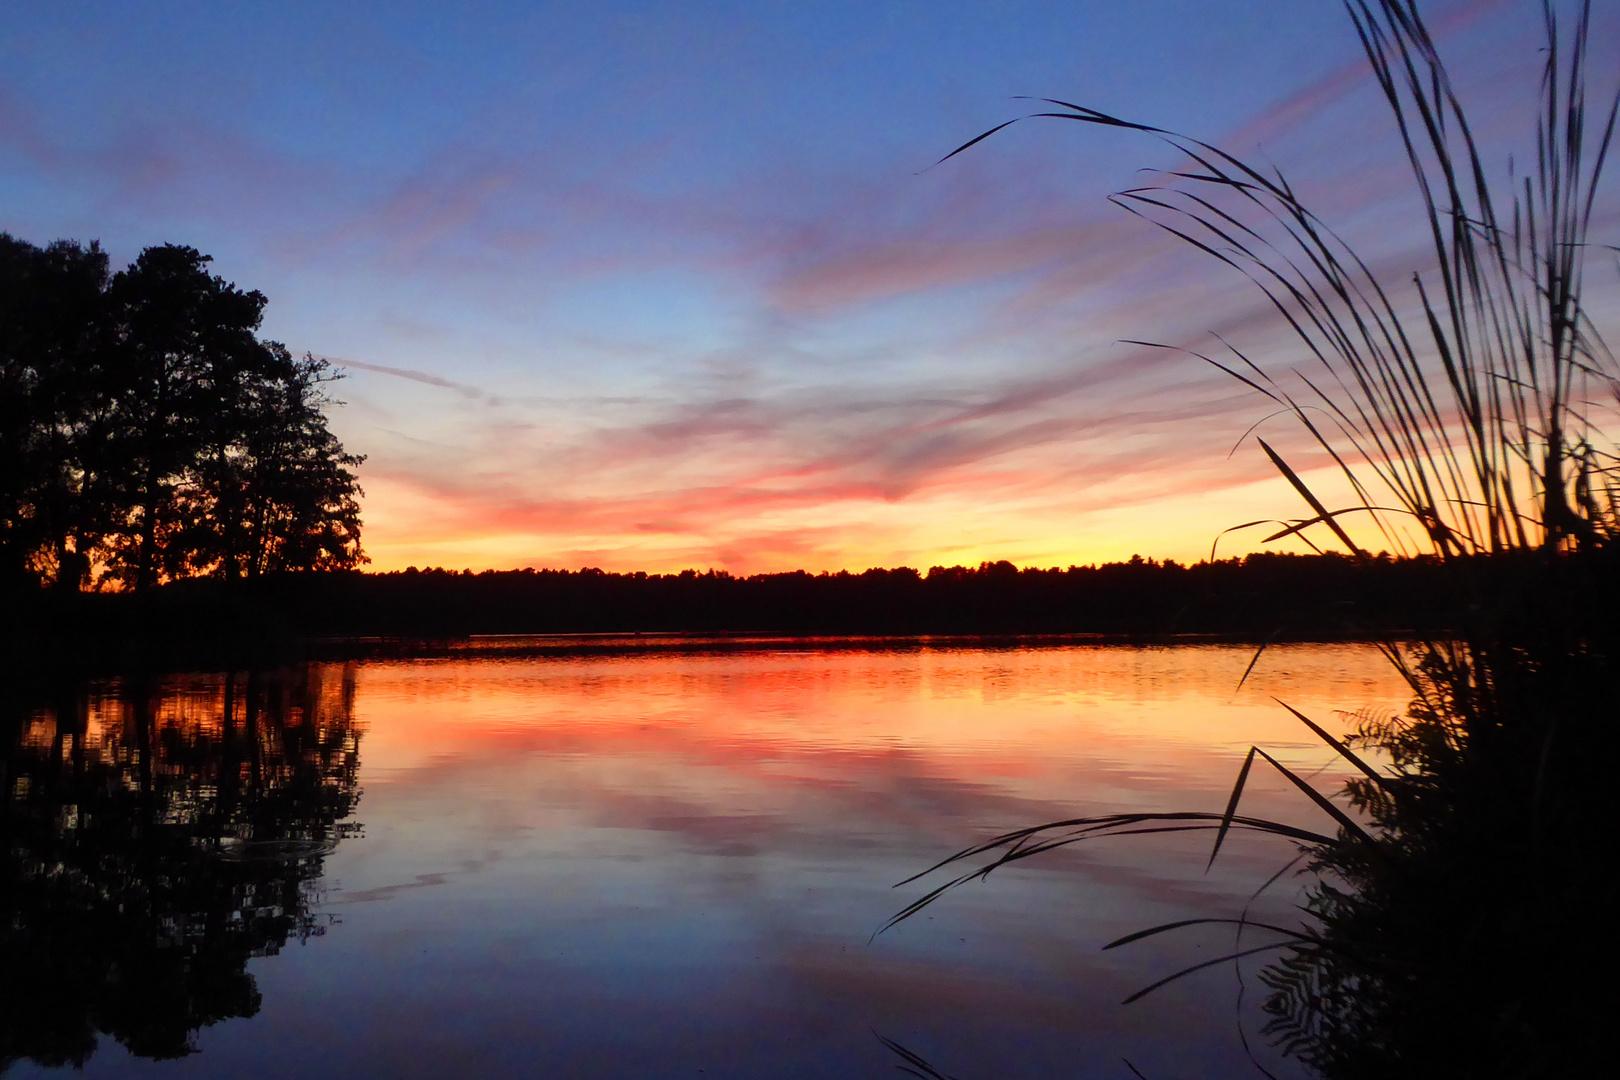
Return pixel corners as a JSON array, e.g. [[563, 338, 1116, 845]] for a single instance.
[[893, 2, 1619, 1074]]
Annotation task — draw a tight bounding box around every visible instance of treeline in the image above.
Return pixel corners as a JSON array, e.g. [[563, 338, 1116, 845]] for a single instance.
[[0, 235, 363, 592], [10, 553, 1489, 659], [308, 553, 1462, 637]]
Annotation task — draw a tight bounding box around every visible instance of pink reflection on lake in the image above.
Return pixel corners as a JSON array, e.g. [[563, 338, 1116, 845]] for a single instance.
[[10, 642, 1411, 1079]]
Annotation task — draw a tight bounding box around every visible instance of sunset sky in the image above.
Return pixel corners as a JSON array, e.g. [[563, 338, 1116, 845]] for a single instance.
[[3, 0, 1614, 573]]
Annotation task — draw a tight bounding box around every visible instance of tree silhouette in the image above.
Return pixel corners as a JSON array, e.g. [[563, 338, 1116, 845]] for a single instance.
[[0, 235, 364, 591], [184, 350, 365, 579], [0, 236, 112, 591]]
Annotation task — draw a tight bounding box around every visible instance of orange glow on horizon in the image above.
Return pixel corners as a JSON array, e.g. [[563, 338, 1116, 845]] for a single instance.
[[355, 460, 1398, 574]]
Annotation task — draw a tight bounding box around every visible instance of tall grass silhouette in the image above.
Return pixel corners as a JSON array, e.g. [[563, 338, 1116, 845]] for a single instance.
[[889, 2, 1618, 1074]]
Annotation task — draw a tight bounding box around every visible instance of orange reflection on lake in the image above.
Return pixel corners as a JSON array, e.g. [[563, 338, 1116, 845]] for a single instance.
[[354, 641, 1406, 815], [4, 642, 1411, 1080]]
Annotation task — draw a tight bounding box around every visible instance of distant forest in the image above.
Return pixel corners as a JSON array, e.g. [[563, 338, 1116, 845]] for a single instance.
[[275, 553, 1478, 638], [7, 552, 1498, 665]]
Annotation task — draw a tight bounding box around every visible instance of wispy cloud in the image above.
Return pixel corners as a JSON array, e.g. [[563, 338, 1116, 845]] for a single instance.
[[328, 356, 498, 401]]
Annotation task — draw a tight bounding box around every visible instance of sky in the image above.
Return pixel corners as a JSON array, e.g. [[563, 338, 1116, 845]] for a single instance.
[[3, 0, 1616, 574]]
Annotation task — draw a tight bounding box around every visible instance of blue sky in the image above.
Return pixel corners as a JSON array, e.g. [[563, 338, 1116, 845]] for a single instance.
[[3, 0, 1613, 571]]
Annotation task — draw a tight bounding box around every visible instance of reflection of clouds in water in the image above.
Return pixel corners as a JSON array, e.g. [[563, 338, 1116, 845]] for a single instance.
[[338, 872, 454, 904], [0, 645, 1406, 1077], [300, 644, 1405, 1078]]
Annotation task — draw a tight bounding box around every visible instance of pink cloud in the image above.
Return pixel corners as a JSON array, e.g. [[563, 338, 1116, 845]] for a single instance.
[[768, 220, 1137, 313], [358, 374, 1286, 560]]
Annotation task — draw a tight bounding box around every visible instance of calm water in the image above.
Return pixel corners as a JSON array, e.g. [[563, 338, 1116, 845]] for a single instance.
[[2, 641, 1411, 1079]]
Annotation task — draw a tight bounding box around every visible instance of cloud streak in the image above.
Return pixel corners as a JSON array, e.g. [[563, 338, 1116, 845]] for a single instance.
[[330, 356, 498, 401]]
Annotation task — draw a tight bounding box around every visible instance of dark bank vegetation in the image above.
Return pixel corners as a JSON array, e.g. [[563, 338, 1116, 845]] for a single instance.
[[0, 665, 361, 1069], [3, 550, 1502, 673], [892, 1, 1619, 1077], [0, 236, 364, 593], [333, 552, 1463, 637]]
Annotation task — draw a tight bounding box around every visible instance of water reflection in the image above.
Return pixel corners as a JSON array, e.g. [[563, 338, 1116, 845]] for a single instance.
[[0, 665, 361, 1070], [322, 644, 1408, 1079], [0, 644, 1413, 1079]]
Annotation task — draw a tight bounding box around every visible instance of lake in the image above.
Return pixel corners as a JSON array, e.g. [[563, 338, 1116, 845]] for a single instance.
[[1, 640, 1411, 1079]]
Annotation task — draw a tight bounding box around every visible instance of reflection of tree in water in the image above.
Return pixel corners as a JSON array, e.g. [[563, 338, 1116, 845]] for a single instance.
[[0, 664, 362, 1069]]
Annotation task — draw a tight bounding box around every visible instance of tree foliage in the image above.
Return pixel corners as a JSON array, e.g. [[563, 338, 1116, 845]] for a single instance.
[[0, 236, 364, 590]]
